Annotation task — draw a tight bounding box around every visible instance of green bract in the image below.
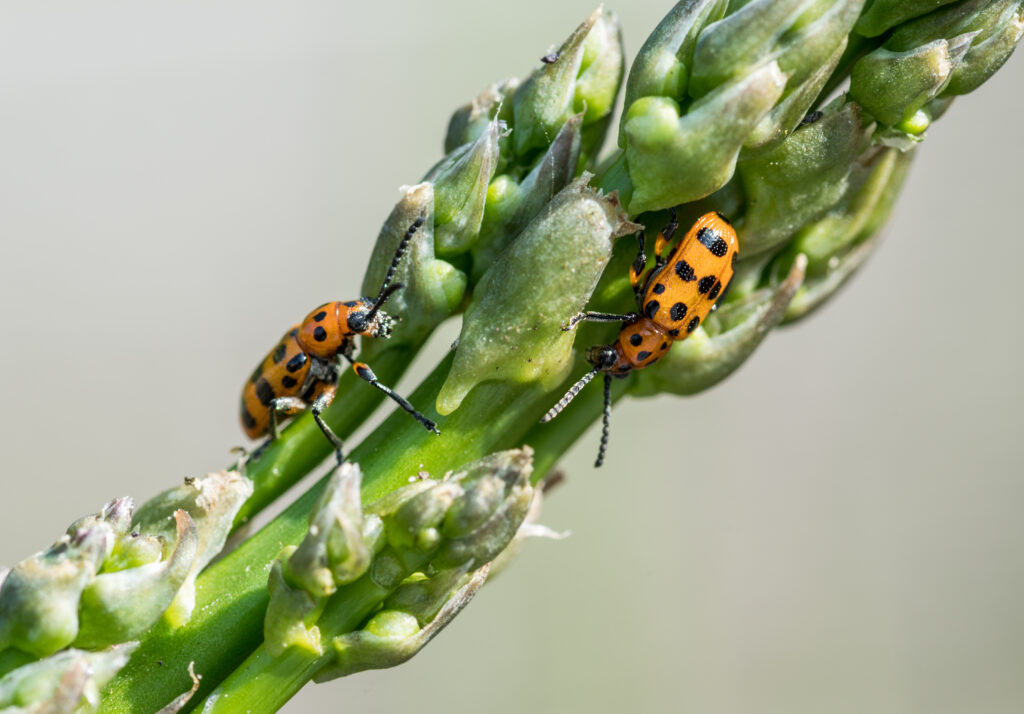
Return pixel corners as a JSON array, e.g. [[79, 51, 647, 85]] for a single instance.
[[262, 450, 533, 663], [74, 511, 197, 648], [0, 643, 137, 712], [738, 100, 874, 256], [855, 0, 962, 37], [471, 114, 583, 283], [315, 566, 488, 682], [850, 34, 974, 127], [851, 0, 1024, 131], [743, 0, 865, 154], [772, 146, 913, 282], [0, 471, 250, 661], [512, 8, 623, 160], [689, 0, 861, 98], [621, 0, 729, 141], [941, 0, 1024, 95], [285, 464, 378, 597], [742, 42, 846, 155], [434, 449, 534, 569], [445, 79, 519, 156], [619, 0, 868, 212], [264, 550, 325, 657], [0, 526, 110, 658], [427, 120, 503, 257], [436, 176, 638, 414], [359, 184, 468, 352], [623, 61, 786, 213], [132, 470, 253, 627]]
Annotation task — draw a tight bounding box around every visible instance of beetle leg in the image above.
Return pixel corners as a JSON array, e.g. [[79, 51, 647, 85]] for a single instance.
[[629, 231, 648, 303], [653, 207, 679, 260], [249, 396, 309, 462], [268, 396, 308, 441], [308, 385, 346, 464], [562, 311, 640, 331], [345, 357, 440, 435]]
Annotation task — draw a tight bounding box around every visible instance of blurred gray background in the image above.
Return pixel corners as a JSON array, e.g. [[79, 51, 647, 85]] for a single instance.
[[1, 2, 1022, 713]]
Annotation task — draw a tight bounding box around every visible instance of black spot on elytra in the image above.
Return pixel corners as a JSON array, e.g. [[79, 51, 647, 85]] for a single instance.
[[240, 405, 257, 430], [272, 342, 287, 364], [255, 378, 275, 407], [687, 316, 700, 333], [708, 281, 722, 300], [652, 283, 666, 295], [714, 211, 732, 225], [636, 350, 652, 362], [288, 327, 298, 337], [313, 310, 327, 322], [660, 342, 668, 351], [697, 227, 729, 257], [286, 352, 308, 373], [674, 260, 696, 282], [698, 276, 716, 294], [249, 365, 262, 384], [343, 300, 358, 307], [629, 333, 643, 347], [670, 302, 688, 321], [644, 300, 660, 319], [668, 328, 680, 337], [313, 326, 328, 342], [281, 375, 298, 389]]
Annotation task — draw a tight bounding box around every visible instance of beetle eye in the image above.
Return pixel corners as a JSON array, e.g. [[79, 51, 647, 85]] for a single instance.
[[347, 311, 368, 333]]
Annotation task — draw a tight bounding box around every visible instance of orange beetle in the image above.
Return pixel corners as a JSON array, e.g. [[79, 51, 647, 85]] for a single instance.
[[542, 210, 738, 466], [241, 216, 438, 461]]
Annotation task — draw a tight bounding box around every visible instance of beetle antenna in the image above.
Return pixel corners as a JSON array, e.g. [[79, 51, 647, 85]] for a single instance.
[[594, 373, 612, 467], [540, 368, 600, 423], [365, 282, 404, 325], [374, 214, 425, 307]]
